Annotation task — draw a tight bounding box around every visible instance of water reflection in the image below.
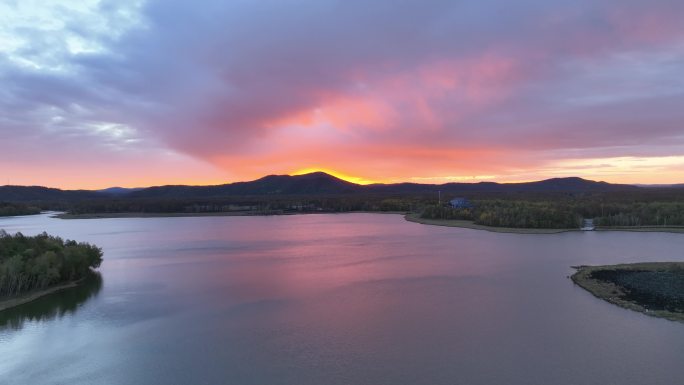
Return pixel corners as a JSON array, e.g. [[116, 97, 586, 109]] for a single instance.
[[1, 214, 684, 385], [0, 272, 102, 330]]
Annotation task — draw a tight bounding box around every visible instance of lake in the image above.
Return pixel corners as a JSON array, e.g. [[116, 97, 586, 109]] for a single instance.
[[1, 213, 684, 385]]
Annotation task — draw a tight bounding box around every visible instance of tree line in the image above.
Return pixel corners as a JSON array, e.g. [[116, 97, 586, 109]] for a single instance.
[[421, 191, 684, 229], [61, 194, 420, 215], [421, 200, 582, 229], [0, 203, 41, 217], [0, 231, 103, 297], [4, 188, 684, 229]]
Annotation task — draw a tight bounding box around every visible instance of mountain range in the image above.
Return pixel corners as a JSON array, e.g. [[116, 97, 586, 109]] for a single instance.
[[0, 172, 675, 202]]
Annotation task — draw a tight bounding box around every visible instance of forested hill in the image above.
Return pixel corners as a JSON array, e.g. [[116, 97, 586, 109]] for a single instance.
[[366, 177, 639, 194], [0, 172, 666, 202], [127, 172, 361, 198], [0, 186, 101, 202]]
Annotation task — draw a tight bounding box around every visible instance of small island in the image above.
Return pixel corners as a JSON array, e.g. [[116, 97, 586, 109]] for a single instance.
[[0, 230, 103, 312], [571, 262, 684, 323]]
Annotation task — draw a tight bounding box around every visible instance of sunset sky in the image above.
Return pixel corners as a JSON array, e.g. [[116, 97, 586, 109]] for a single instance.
[[1, 0, 683, 189]]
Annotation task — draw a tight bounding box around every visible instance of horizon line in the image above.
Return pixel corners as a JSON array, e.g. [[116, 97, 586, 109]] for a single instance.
[[2, 171, 681, 191]]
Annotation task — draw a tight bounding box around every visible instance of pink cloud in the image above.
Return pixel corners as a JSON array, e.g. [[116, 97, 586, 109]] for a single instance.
[[2, 0, 684, 187]]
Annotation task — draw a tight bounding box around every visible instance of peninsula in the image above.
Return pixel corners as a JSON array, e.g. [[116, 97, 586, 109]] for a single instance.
[[0, 231, 103, 311], [571, 262, 684, 323]]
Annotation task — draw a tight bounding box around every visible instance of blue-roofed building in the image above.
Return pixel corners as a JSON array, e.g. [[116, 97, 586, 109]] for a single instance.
[[449, 198, 472, 209]]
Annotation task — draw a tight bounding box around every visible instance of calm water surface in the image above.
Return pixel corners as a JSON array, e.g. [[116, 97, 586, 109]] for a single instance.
[[1, 213, 683, 385]]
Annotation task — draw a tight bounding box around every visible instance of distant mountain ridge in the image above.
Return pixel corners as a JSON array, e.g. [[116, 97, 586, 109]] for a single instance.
[[633, 183, 684, 188], [365, 176, 637, 194], [128, 172, 360, 199], [97, 187, 144, 195], [0, 186, 101, 202], [0, 172, 669, 202]]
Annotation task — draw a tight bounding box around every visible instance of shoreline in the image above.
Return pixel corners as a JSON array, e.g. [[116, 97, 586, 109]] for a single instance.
[[596, 226, 684, 234], [52, 211, 408, 220], [404, 213, 577, 234], [0, 281, 80, 312], [56, 211, 574, 234], [54, 211, 271, 219], [404, 214, 684, 234], [571, 263, 684, 323], [47, 211, 684, 234]]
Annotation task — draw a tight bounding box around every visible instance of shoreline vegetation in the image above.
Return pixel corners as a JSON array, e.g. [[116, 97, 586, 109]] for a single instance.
[[0, 231, 103, 312], [0, 202, 41, 217], [404, 213, 576, 234], [571, 262, 684, 323], [2, 172, 683, 231], [407, 213, 684, 234], [3, 172, 683, 233]]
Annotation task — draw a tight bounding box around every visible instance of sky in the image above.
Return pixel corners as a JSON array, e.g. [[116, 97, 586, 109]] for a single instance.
[[1, 0, 683, 189]]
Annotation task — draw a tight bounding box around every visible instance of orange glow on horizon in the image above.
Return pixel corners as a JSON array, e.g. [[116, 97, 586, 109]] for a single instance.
[[4, 153, 683, 190], [291, 168, 378, 185]]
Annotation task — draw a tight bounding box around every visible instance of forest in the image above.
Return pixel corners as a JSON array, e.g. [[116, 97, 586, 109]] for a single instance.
[[0, 231, 103, 297], [2, 186, 684, 229], [420, 200, 583, 229], [420, 190, 684, 229], [0, 203, 41, 217], [61, 194, 421, 215]]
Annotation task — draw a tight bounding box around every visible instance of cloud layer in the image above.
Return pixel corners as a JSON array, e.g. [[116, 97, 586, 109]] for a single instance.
[[1, 0, 684, 187]]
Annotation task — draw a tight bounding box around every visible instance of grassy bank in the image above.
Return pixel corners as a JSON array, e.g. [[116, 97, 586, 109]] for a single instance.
[[404, 213, 577, 234], [571, 262, 684, 323]]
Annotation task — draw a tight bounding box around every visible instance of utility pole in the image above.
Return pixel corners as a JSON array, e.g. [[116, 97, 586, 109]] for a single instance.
[[438, 190, 441, 205]]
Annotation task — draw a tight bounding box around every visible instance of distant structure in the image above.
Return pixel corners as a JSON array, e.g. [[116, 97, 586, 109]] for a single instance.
[[581, 218, 595, 231], [449, 198, 472, 209]]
